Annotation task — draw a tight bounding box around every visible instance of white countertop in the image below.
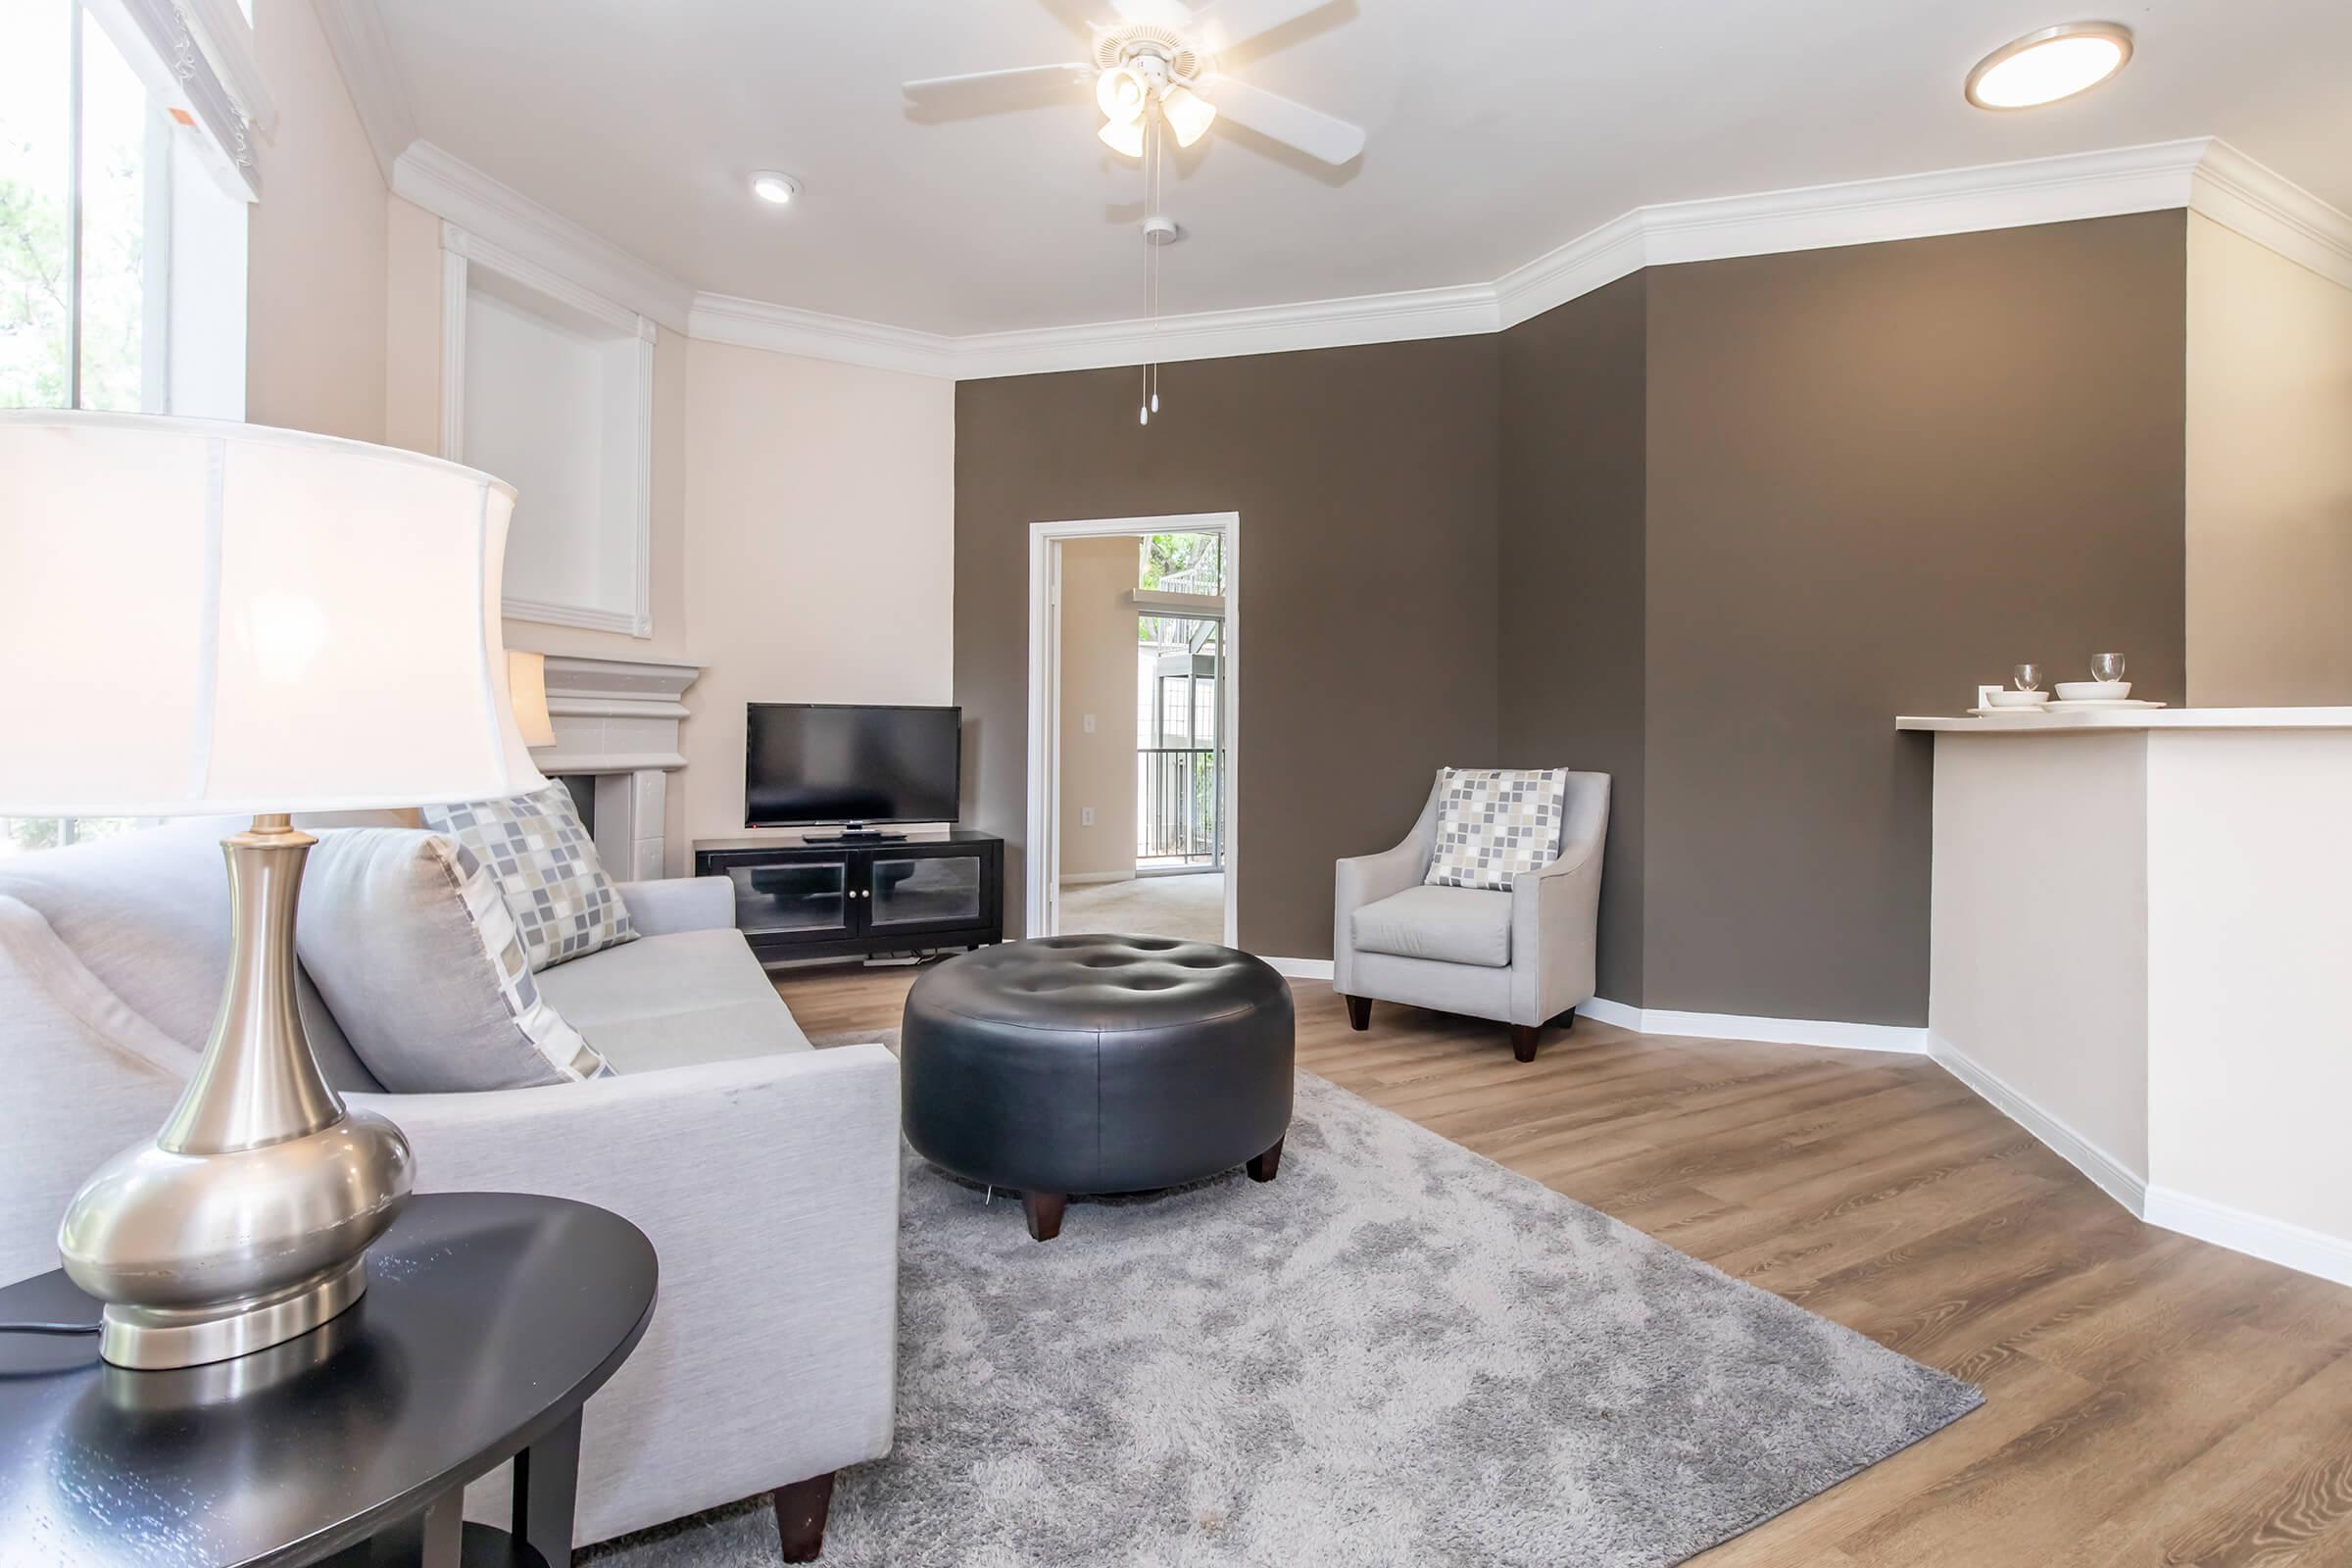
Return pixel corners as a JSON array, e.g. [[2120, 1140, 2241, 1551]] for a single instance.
[[1898, 707, 2352, 732]]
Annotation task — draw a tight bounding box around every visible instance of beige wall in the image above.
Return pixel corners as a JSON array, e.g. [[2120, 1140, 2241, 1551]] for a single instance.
[[1056, 538, 1140, 881], [2186, 215, 2352, 707], [679, 339, 956, 851], [244, 0, 386, 441]]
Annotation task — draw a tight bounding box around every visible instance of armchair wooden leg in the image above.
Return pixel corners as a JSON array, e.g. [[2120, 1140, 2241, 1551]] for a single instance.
[[1345, 994, 1372, 1031], [1511, 1025, 1541, 1063], [774, 1471, 837, 1562], [1549, 1006, 1577, 1032]]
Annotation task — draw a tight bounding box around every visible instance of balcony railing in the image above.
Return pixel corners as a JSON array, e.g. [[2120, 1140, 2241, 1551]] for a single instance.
[[1137, 747, 1220, 869]]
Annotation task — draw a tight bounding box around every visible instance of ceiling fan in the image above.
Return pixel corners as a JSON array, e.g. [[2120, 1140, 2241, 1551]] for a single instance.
[[902, 0, 1367, 167]]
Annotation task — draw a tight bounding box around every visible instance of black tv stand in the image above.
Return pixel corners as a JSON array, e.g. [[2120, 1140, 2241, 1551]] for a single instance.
[[695, 831, 1004, 965]]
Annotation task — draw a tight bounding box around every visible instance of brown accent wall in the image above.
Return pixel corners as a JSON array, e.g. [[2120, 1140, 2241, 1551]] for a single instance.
[[1640, 213, 2188, 1023], [1498, 273, 1649, 1004], [955, 337, 1502, 957]]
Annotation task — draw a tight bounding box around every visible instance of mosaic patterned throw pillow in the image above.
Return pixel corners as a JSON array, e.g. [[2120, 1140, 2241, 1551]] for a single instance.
[[420, 783, 637, 972], [1423, 767, 1569, 892]]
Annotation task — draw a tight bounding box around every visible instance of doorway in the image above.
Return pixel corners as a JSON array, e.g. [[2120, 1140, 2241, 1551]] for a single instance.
[[1026, 512, 1240, 947]]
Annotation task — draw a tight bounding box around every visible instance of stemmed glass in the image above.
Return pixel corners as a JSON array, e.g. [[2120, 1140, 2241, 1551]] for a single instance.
[[2012, 663, 2042, 693], [2091, 653, 2127, 684]]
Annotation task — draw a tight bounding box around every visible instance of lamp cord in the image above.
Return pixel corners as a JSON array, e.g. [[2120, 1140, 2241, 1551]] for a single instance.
[[0, 1321, 101, 1336]]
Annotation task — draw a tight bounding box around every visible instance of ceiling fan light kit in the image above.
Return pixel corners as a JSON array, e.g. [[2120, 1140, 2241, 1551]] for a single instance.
[[901, 0, 1369, 432]]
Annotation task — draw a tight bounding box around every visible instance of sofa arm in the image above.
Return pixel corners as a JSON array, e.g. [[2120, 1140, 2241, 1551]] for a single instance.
[[349, 1044, 901, 1544], [615, 875, 734, 936], [1334, 842, 1428, 997]]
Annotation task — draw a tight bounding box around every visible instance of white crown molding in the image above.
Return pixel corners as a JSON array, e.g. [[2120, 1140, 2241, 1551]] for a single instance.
[[2187, 139, 2352, 292], [951, 281, 1500, 380], [392, 141, 696, 332], [310, 0, 415, 186], [366, 132, 2346, 382], [689, 293, 958, 379]]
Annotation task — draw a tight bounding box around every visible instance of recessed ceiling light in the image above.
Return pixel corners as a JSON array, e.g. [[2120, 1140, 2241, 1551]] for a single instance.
[[751, 171, 802, 206], [1966, 22, 2133, 110]]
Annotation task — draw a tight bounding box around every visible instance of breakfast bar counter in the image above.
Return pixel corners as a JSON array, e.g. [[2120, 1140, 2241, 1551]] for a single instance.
[[1903, 707, 2352, 1283]]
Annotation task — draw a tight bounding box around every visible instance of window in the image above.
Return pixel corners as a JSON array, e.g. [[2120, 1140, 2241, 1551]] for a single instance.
[[3, 0, 253, 854]]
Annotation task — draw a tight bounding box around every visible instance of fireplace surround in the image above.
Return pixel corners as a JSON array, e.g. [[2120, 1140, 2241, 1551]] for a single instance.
[[527, 655, 703, 880]]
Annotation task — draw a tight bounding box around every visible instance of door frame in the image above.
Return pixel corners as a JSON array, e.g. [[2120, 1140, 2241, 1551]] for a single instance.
[[1025, 511, 1240, 946]]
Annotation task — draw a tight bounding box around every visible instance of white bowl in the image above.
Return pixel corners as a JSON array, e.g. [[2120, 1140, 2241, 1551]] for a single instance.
[[2054, 680, 2131, 701], [1987, 689, 2051, 707]]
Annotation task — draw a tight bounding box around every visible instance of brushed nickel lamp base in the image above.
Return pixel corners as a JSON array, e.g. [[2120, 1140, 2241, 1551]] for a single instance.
[[57, 816, 415, 1370]]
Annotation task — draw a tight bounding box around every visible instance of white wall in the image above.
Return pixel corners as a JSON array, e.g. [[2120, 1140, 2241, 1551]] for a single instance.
[[244, 0, 386, 441], [1930, 731, 2151, 1186], [2185, 214, 2352, 707], [2145, 729, 2352, 1262], [1056, 537, 1140, 881], [678, 338, 956, 850]]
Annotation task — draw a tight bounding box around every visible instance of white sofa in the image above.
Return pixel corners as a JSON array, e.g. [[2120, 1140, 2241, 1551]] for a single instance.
[[1333, 769, 1609, 1061], [0, 822, 899, 1556]]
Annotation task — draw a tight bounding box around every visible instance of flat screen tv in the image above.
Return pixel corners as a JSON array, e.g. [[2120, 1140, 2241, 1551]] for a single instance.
[[744, 703, 961, 829]]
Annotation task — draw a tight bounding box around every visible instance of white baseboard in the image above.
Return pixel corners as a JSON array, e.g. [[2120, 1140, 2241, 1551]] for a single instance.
[[1263, 956, 1334, 980], [1926, 1033, 2150, 1215], [1583, 997, 1929, 1054], [2143, 1186, 2352, 1289]]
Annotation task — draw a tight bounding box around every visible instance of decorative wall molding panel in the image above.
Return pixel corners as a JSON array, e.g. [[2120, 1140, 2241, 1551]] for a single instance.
[[441, 221, 656, 639]]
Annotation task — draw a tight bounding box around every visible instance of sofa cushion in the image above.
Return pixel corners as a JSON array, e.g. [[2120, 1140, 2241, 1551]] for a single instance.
[[420, 784, 637, 971], [0, 821, 384, 1093], [1350, 885, 1513, 968], [535, 928, 811, 1073], [296, 828, 612, 1092]]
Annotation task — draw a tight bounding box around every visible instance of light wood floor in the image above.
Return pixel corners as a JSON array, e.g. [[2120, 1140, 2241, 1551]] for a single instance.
[[774, 962, 2352, 1565]]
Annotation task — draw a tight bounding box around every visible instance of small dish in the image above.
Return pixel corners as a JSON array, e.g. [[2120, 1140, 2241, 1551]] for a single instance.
[[1986, 689, 2051, 708], [2053, 680, 2131, 702]]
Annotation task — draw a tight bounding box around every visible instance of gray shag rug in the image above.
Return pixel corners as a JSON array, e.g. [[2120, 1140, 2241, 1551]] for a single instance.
[[586, 1068, 1979, 1567]]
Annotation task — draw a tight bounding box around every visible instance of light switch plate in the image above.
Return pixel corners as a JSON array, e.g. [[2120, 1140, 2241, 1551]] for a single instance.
[[1082, 713, 1097, 734], [1081, 807, 1097, 827]]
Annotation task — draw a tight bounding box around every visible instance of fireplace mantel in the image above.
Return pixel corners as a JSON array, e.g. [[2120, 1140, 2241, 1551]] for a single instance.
[[528, 655, 702, 880]]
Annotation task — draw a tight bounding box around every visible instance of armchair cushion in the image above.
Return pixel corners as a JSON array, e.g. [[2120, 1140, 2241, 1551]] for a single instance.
[[1351, 885, 1513, 968]]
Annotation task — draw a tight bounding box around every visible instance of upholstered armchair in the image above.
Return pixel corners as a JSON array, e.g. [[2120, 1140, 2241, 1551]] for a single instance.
[[1333, 770, 1609, 1061]]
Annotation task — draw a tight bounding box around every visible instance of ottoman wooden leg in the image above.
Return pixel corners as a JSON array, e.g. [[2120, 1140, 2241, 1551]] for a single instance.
[[1345, 995, 1371, 1030], [1246, 1137, 1285, 1183], [1021, 1191, 1066, 1243]]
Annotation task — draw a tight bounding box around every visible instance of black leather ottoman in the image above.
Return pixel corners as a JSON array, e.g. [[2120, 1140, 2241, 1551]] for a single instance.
[[901, 934, 1296, 1241]]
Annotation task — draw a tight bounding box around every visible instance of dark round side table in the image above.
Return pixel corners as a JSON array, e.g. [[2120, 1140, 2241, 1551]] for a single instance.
[[0, 1192, 657, 1568]]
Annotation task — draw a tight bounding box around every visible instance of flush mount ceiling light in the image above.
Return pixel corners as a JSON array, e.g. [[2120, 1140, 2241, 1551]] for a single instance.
[[750, 171, 802, 205], [1965, 22, 2133, 110]]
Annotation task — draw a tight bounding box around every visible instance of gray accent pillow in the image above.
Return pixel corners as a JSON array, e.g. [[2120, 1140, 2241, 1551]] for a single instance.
[[296, 828, 612, 1093], [420, 784, 637, 971], [1424, 767, 1569, 891]]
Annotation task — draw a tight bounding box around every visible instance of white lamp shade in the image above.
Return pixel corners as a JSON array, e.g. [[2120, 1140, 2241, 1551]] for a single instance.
[[0, 411, 551, 817], [507, 650, 558, 749]]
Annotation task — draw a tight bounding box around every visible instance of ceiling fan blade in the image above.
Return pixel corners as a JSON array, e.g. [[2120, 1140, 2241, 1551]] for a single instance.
[[902, 63, 1093, 99], [1199, 74, 1364, 165], [1188, 0, 1335, 54]]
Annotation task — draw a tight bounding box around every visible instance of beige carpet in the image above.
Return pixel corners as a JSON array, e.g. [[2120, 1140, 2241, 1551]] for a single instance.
[[1058, 872, 1225, 944]]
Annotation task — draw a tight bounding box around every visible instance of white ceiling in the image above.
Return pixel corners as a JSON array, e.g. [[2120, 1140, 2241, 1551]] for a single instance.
[[364, 0, 2352, 337]]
